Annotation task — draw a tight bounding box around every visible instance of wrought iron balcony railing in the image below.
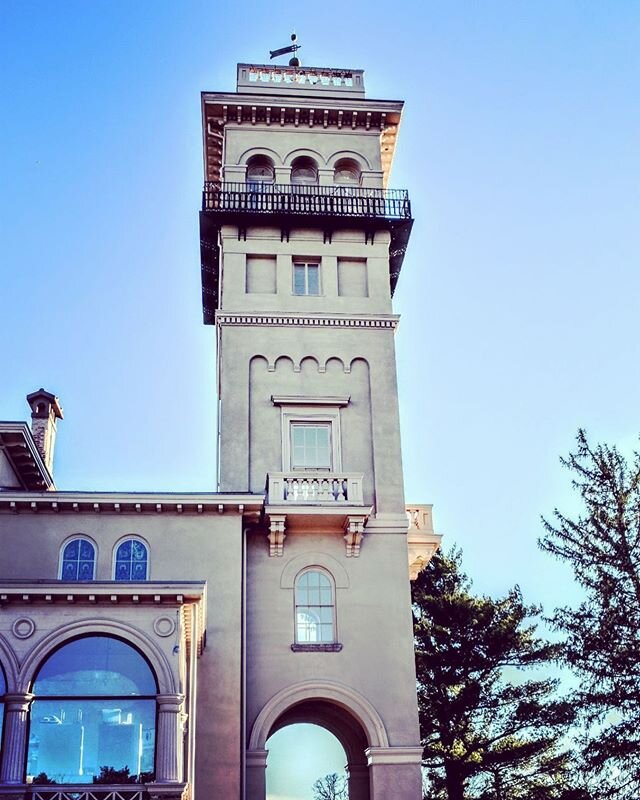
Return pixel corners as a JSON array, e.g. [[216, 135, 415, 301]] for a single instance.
[[202, 182, 411, 220]]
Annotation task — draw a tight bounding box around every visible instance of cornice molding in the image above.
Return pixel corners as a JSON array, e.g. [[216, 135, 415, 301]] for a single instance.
[[0, 492, 264, 516], [215, 312, 399, 330]]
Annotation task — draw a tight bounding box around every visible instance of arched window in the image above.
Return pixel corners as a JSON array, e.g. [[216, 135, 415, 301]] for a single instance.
[[60, 537, 96, 581], [246, 155, 274, 185], [333, 158, 361, 186], [294, 569, 335, 643], [28, 636, 157, 784], [291, 156, 318, 185], [114, 538, 148, 581]]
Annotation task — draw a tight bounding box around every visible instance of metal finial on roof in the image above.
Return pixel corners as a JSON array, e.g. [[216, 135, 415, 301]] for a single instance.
[[269, 32, 301, 67]]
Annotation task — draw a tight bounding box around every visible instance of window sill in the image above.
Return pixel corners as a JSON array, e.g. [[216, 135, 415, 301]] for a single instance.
[[291, 643, 343, 652]]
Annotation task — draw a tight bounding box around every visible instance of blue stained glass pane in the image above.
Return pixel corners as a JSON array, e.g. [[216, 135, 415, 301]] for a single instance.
[[78, 561, 93, 579], [132, 561, 147, 580], [79, 541, 94, 561], [62, 561, 78, 580], [131, 542, 146, 561], [64, 540, 79, 560], [117, 540, 132, 561], [115, 562, 131, 581]]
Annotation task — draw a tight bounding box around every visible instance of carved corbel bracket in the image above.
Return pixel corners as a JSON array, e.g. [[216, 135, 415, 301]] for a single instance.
[[344, 515, 366, 557], [267, 514, 287, 557]]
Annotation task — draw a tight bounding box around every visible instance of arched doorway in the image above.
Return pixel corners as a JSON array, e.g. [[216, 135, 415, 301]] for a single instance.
[[266, 723, 347, 799], [248, 681, 388, 800]]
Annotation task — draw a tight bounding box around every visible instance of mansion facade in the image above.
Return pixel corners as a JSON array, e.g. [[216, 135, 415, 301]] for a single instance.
[[0, 61, 440, 800]]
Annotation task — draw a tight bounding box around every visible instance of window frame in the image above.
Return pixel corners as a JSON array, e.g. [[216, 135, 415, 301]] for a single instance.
[[292, 260, 321, 296], [58, 536, 97, 581], [27, 634, 158, 784], [112, 536, 150, 582], [280, 407, 342, 472], [293, 568, 337, 645]]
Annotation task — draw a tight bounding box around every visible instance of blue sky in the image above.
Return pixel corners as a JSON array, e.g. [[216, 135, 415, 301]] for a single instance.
[[2, 2, 639, 797]]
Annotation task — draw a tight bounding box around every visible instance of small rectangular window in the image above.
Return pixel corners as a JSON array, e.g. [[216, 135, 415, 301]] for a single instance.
[[293, 262, 320, 296], [290, 423, 331, 469]]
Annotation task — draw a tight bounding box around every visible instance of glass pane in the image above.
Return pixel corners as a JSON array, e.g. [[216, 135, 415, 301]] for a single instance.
[[320, 587, 332, 604], [62, 561, 79, 581], [79, 541, 94, 561], [34, 637, 156, 696], [320, 607, 333, 623], [117, 541, 132, 561], [115, 561, 132, 581], [295, 587, 309, 604], [320, 624, 334, 642], [64, 541, 79, 560], [132, 561, 147, 580], [307, 265, 319, 295], [318, 573, 331, 588], [131, 542, 146, 561], [78, 561, 94, 580], [293, 264, 306, 295], [28, 698, 155, 784]]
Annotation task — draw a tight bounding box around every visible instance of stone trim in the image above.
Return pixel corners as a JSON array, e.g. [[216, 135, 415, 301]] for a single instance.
[[280, 551, 349, 589], [290, 643, 343, 652], [365, 746, 424, 766], [216, 312, 399, 330]]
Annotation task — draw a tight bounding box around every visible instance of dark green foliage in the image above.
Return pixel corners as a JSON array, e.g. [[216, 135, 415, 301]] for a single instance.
[[32, 772, 56, 785], [540, 429, 640, 798], [92, 766, 153, 784], [413, 549, 583, 800]]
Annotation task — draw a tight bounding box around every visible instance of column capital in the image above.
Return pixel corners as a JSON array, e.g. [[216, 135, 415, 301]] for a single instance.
[[4, 694, 34, 713], [365, 746, 423, 766], [156, 693, 185, 712], [245, 749, 269, 768]]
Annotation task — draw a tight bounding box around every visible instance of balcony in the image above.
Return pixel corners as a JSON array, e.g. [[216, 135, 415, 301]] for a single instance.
[[202, 182, 411, 220], [267, 471, 365, 506], [199, 183, 413, 323]]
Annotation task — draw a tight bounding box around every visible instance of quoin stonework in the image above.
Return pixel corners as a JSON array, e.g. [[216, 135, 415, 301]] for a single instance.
[[0, 60, 441, 800]]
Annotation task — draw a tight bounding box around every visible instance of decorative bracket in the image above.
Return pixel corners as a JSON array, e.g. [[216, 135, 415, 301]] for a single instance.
[[344, 515, 366, 557], [267, 514, 287, 557]]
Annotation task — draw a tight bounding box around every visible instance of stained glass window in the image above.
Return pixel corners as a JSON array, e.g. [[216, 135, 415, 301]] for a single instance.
[[28, 636, 156, 784], [295, 570, 335, 643], [114, 539, 148, 581], [60, 538, 96, 581]]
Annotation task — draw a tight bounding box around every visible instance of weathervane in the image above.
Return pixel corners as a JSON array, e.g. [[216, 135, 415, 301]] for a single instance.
[[269, 32, 301, 67]]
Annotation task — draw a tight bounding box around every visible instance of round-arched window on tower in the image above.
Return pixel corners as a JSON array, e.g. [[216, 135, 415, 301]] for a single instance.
[[333, 158, 361, 186], [291, 156, 318, 186], [246, 155, 275, 186], [27, 636, 157, 784], [294, 569, 336, 643]]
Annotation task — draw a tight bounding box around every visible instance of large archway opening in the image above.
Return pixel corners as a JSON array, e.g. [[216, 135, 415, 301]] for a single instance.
[[262, 698, 371, 800], [266, 724, 346, 799]]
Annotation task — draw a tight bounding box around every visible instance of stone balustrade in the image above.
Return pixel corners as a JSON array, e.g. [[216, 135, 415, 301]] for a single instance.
[[267, 472, 364, 506]]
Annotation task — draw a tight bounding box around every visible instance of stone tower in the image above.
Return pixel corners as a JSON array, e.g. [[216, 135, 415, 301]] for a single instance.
[[199, 61, 431, 799]]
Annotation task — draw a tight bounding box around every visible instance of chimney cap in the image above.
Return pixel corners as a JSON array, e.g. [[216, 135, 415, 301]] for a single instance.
[[26, 388, 64, 420]]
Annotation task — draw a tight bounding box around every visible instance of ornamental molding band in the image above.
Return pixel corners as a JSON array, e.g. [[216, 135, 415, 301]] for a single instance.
[[215, 312, 399, 330]]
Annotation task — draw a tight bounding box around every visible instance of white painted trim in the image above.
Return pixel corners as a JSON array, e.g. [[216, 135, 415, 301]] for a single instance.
[[280, 552, 350, 589], [216, 312, 399, 330], [272, 395, 350, 407], [365, 746, 423, 766], [248, 679, 389, 750]]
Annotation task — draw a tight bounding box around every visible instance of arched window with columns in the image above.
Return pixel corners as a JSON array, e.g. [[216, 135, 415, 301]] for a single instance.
[[27, 636, 157, 784]]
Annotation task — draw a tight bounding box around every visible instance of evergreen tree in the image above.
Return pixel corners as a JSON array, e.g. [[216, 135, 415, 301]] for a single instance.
[[540, 429, 640, 798], [413, 550, 582, 800]]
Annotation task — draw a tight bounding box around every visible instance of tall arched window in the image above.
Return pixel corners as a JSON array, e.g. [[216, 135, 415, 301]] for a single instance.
[[294, 569, 335, 643], [333, 158, 361, 186], [28, 636, 157, 784], [114, 538, 148, 581], [246, 155, 274, 185], [60, 537, 96, 581], [291, 156, 318, 186]]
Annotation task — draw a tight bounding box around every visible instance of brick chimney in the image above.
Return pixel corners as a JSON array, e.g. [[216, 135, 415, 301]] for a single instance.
[[26, 388, 64, 475]]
